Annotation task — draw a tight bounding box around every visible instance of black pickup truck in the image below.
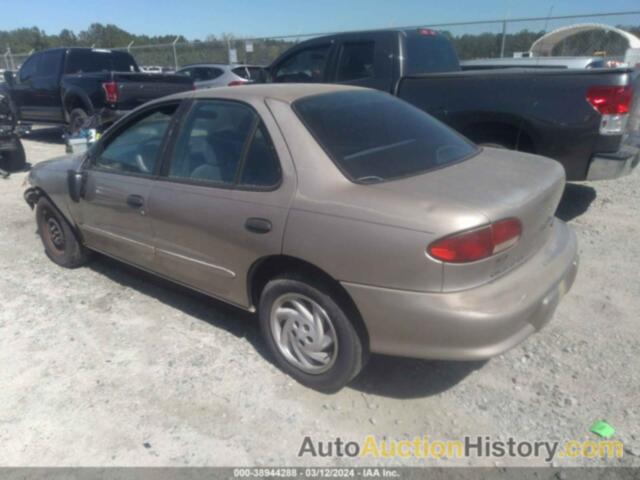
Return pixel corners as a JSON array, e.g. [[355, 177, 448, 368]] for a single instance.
[[268, 29, 640, 181], [1, 48, 193, 134]]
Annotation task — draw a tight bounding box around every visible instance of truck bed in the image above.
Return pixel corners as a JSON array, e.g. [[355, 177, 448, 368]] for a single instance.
[[397, 67, 638, 180]]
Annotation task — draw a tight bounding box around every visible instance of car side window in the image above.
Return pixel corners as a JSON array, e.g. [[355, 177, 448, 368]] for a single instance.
[[336, 42, 376, 81], [93, 104, 177, 176], [202, 67, 223, 80], [167, 101, 256, 186], [19, 54, 39, 82], [273, 45, 330, 83], [239, 123, 281, 187], [178, 68, 193, 78]]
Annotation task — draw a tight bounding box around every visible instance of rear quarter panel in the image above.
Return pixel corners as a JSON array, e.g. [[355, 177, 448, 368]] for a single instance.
[[268, 97, 477, 293]]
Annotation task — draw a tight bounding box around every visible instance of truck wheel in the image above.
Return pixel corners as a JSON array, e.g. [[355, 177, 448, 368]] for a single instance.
[[259, 275, 367, 392], [68, 108, 89, 135], [0, 138, 26, 172], [36, 197, 90, 268]]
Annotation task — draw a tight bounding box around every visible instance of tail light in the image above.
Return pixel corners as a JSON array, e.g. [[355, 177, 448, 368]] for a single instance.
[[228, 80, 247, 87], [428, 218, 522, 263], [418, 28, 437, 36], [102, 81, 119, 103], [586, 85, 633, 135]]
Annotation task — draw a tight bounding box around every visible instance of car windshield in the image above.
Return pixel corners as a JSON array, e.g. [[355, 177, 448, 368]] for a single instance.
[[294, 90, 478, 183]]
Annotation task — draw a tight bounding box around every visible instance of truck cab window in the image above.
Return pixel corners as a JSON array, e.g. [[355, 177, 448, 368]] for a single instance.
[[336, 42, 376, 81], [19, 54, 39, 82], [273, 45, 330, 83], [37, 51, 63, 78]]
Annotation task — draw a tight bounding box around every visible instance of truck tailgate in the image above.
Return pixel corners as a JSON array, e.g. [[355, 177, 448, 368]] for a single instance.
[[114, 73, 193, 109]]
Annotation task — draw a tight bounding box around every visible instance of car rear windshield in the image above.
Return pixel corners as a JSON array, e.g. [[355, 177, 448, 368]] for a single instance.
[[294, 90, 478, 183], [404, 32, 460, 74], [65, 50, 139, 74]]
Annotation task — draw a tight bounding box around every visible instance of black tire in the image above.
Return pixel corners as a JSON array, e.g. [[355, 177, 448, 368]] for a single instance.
[[259, 276, 367, 392], [0, 138, 26, 172], [68, 108, 89, 135], [36, 197, 90, 268]]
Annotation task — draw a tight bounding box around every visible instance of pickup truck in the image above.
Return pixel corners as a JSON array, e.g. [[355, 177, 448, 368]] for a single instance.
[[1, 48, 193, 133], [268, 29, 640, 181]]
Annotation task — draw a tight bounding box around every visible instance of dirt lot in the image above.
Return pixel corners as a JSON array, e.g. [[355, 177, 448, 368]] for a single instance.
[[0, 130, 638, 467]]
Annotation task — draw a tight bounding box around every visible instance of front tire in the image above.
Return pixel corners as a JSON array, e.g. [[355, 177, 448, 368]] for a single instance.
[[36, 197, 89, 268], [259, 276, 366, 392]]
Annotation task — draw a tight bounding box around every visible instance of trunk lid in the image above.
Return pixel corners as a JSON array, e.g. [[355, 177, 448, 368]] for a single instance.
[[370, 147, 566, 291]]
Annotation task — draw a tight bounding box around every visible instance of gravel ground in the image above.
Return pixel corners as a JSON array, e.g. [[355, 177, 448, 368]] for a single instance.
[[0, 130, 638, 467]]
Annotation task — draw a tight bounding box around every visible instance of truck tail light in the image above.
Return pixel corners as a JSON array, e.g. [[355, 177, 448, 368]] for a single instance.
[[418, 28, 437, 36], [428, 218, 522, 263], [586, 86, 633, 135], [102, 81, 119, 103]]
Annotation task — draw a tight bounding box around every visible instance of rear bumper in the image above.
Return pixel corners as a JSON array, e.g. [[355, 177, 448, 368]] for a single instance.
[[587, 138, 640, 181], [342, 219, 578, 361]]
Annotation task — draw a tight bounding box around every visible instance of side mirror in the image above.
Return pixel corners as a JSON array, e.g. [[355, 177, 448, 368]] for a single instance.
[[67, 169, 87, 202], [3, 70, 16, 87]]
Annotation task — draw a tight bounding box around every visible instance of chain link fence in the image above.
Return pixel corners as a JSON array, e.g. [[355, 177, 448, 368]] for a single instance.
[[3, 11, 640, 71]]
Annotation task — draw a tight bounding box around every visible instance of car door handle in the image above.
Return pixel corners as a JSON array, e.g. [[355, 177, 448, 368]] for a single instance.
[[245, 217, 272, 234], [126, 194, 144, 208]]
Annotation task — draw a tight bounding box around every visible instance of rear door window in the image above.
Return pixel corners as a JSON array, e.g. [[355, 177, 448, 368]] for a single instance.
[[166, 100, 256, 186], [195, 67, 223, 81], [294, 90, 477, 183], [239, 124, 281, 188]]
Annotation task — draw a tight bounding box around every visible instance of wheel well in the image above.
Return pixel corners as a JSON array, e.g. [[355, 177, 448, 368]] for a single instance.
[[248, 255, 370, 349], [462, 122, 535, 153], [64, 95, 90, 117], [29, 188, 86, 243]]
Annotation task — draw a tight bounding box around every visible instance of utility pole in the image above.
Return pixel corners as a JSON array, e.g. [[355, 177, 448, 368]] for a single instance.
[[172, 36, 180, 70], [500, 20, 507, 58]]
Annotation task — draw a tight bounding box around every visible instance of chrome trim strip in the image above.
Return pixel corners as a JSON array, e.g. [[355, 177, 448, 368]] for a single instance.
[[81, 224, 154, 251], [81, 225, 236, 279], [86, 245, 252, 312], [156, 248, 237, 279]]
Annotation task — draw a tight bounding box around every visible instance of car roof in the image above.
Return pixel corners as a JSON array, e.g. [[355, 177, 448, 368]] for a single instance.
[[178, 63, 262, 69], [164, 83, 366, 104]]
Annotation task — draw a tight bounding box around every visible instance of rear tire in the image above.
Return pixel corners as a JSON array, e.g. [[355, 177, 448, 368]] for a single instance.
[[0, 138, 26, 172], [68, 108, 89, 135], [36, 197, 89, 268], [259, 275, 367, 392]]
